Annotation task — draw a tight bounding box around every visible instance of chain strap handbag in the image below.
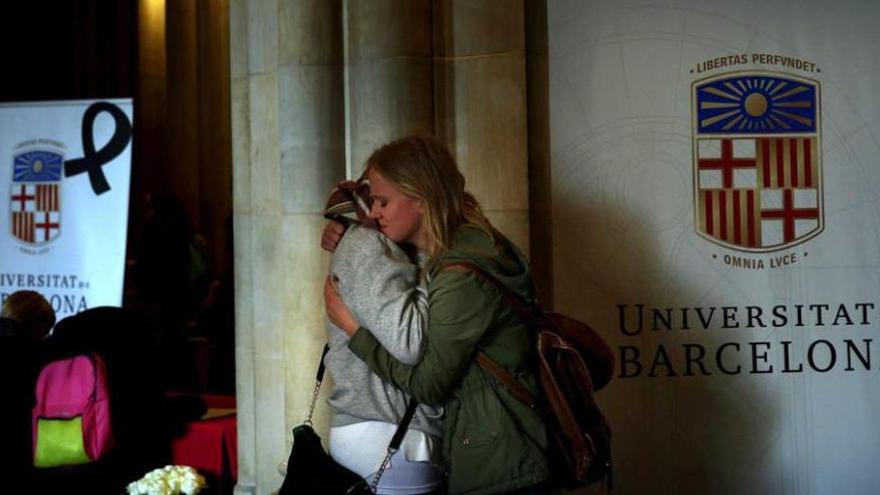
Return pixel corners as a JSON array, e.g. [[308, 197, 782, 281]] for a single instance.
[[278, 344, 418, 495]]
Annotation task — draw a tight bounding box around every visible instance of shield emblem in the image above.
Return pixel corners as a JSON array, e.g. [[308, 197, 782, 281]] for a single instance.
[[10, 150, 62, 245], [692, 71, 823, 252]]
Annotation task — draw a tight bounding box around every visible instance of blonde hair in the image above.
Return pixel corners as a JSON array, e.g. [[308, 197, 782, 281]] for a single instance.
[[1, 290, 55, 339], [366, 135, 495, 262]]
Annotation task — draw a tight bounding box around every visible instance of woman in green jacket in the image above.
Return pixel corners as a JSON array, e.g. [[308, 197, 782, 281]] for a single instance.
[[324, 136, 553, 495]]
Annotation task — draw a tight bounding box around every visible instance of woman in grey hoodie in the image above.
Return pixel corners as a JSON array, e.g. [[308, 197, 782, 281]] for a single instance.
[[322, 180, 445, 494]]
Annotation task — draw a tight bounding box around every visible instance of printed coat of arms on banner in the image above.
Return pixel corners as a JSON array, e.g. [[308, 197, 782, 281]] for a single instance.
[[692, 70, 823, 252], [10, 149, 62, 245]]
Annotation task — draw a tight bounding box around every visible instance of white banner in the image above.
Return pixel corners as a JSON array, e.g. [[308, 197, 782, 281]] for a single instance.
[[548, 1, 879, 494], [0, 99, 133, 321]]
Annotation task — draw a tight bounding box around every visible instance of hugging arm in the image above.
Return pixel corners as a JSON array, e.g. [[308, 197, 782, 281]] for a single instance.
[[347, 269, 497, 405], [334, 229, 427, 364]]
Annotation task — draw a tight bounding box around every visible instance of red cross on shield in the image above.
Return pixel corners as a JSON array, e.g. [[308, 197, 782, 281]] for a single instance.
[[691, 70, 823, 252], [10, 150, 63, 245]]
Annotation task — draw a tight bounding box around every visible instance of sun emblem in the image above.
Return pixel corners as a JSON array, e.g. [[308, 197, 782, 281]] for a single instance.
[[698, 76, 815, 133]]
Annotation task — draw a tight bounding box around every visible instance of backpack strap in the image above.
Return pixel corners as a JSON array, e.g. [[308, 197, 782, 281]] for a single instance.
[[442, 261, 543, 326], [474, 353, 538, 410], [441, 262, 542, 411]]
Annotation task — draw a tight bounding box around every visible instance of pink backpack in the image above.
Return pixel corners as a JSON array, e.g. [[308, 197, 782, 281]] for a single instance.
[[32, 354, 113, 467]]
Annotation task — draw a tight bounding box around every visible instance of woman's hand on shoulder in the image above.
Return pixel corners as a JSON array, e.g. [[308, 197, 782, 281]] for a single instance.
[[320, 220, 347, 252], [324, 276, 359, 336]]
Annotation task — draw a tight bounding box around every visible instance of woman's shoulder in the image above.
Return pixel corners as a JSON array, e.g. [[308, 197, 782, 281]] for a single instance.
[[445, 225, 527, 267], [431, 225, 532, 297], [439, 224, 500, 261]]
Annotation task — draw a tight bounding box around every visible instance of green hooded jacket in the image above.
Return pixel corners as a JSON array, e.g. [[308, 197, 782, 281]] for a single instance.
[[348, 225, 551, 494]]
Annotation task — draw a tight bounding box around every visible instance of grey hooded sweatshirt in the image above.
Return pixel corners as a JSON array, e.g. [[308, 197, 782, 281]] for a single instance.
[[325, 224, 443, 437]]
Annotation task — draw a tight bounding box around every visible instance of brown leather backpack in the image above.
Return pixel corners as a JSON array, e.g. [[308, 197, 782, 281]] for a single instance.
[[443, 262, 615, 489]]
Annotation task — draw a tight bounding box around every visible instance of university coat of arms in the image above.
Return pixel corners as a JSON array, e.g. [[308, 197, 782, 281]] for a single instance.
[[692, 70, 823, 252], [10, 150, 62, 245]]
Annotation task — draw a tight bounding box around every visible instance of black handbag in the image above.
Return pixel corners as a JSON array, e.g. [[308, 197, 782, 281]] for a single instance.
[[278, 345, 418, 495], [281, 422, 371, 495]]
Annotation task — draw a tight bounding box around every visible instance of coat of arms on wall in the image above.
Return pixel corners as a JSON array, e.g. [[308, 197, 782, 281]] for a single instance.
[[10, 149, 62, 245], [692, 71, 822, 252]]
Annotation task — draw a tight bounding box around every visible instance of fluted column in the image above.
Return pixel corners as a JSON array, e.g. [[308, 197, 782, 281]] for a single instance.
[[525, 0, 553, 306], [229, 0, 344, 493], [345, 0, 434, 177], [196, 0, 232, 275], [433, 0, 531, 255], [135, 0, 167, 253], [276, 0, 345, 475], [166, 0, 200, 220]]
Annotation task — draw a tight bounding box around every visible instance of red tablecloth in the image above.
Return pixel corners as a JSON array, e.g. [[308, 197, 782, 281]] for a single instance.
[[200, 393, 236, 409], [170, 411, 237, 485]]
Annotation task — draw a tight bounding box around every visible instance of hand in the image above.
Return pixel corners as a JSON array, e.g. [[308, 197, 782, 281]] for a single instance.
[[324, 276, 359, 335], [320, 220, 347, 252]]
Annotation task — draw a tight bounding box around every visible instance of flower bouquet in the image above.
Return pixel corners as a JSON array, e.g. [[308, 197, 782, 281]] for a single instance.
[[127, 465, 207, 495]]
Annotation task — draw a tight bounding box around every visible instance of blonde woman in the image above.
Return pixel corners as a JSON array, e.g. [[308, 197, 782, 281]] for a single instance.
[[324, 136, 553, 495]]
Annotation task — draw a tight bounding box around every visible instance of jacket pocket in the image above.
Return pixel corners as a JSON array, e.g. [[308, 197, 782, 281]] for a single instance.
[[454, 419, 500, 450], [448, 414, 507, 492]]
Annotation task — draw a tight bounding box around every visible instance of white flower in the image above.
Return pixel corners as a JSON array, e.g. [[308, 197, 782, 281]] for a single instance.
[[128, 465, 206, 495], [180, 478, 201, 495]]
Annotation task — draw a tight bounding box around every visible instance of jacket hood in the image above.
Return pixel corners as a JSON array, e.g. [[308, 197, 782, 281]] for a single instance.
[[432, 224, 533, 301]]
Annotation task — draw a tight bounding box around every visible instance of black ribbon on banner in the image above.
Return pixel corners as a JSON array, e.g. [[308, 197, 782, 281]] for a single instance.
[[64, 101, 132, 195]]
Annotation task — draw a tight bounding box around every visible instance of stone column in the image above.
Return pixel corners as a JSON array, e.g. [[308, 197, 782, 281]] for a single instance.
[[166, 0, 200, 221], [135, 0, 166, 252], [525, 0, 553, 306], [229, 0, 344, 493], [344, 0, 434, 177], [433, 0, 531, 255], [276, 0, 346, 477], [196, 0, 232, 276]]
